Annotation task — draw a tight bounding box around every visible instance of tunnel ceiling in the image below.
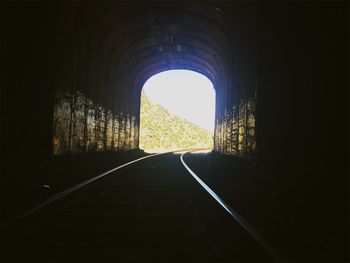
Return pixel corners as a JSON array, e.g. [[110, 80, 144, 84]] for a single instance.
[[82, 2, 233, 113]]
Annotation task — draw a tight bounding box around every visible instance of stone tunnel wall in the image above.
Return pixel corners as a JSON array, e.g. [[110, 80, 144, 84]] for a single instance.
[[213, 3, 258, 161], [215, 97, 256, 160], [53, 90, 138, 154]]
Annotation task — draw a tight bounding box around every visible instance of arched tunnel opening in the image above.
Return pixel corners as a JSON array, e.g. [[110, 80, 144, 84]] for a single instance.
[[1, 1, 349, 262], [48, 3, 255, 159], [139, 69, 215, 153]]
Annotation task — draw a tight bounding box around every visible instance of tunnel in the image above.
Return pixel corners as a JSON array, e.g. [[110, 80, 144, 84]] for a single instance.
[[1, 1, 349, 262], [47, 2, 255, 158]]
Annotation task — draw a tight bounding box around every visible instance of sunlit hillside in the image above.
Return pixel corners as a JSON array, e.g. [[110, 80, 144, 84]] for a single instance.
[[139, 92, 213, 152]]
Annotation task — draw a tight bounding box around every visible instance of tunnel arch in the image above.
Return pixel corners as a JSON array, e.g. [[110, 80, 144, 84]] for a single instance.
[[52, 1, 258, 160], [93, 3, 234, 151]]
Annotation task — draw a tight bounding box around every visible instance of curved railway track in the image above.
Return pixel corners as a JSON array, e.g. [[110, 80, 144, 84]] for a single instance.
[[0, 149, 284, 262]]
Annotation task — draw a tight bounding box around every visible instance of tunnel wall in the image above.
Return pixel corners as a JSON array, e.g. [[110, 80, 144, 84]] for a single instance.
[[2, 3, 57, 185], [53, 90, 137, 154], [236, 97, 256, 159], [255, 3, 349, 169], [50, 4, 140, 154], [215, 96, 257, 160], [254, 5, 349, 259], [213, 4, 258, 161]]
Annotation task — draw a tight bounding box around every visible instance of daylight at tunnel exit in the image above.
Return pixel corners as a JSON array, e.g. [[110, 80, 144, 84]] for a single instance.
[[139, 70, 215, 153]]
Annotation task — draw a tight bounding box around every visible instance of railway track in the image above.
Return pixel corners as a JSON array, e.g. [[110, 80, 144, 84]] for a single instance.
[[0, 149, 282, 262]]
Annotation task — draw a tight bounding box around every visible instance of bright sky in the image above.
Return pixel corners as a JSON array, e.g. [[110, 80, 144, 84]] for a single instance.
[[142, 70, 215, 132]]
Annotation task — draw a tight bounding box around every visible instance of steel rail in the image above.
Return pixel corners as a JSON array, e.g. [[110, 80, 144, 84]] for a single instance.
[[180, 150, 286, 262], [0, 148, 201, 230]]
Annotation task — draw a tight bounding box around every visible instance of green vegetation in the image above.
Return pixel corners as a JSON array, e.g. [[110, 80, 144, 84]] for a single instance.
[[139, 92, 213, 152]]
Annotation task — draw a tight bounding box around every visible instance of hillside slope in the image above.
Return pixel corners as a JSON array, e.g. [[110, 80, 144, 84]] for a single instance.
[[139, 92, 213, 152]]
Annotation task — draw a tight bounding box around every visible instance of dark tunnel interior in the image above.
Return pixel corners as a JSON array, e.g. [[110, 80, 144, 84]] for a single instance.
[[1, 1, 349, 262]]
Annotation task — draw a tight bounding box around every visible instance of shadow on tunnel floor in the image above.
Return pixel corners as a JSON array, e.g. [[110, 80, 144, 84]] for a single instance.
[[1, 150, 349, 262], [184, 152, 350, 262], [0, 150, 149, 225]]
